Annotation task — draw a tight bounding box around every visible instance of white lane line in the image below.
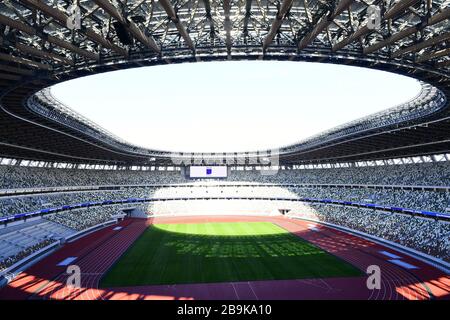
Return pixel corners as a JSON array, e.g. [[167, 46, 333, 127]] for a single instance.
[[248, 282, 259, 300]]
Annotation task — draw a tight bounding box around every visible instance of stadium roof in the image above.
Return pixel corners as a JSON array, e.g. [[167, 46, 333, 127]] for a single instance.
[[0, 0, 449, 167]]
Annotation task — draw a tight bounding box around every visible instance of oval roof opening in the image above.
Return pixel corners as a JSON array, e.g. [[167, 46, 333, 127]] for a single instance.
[[52, 61, 421, 153]]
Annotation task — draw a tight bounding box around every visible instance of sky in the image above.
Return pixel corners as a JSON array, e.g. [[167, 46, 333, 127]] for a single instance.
[[52, 61, 421, 153]]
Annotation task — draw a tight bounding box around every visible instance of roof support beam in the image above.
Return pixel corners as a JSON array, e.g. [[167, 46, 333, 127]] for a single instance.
[[0, 13, 98, 61], [262, 0, 294, 51], [303, 0, 312, 23], [158, 0, 195, 51], [416, 48, 450, 63], [364, 25, 417, 54], [15, 42, 73, 65], [332, 25, 370, 52], [364, 8, 450, 54], [46, 35, 99, 61], [202, 0, 215, 35], [0, 73, 21, 81], [384, 0, 421, 20], [243, 0, 252, 36], [0, 52, 51, 70], [92, 0, 161, 54], [298, 0, 354, 50], [392, 32, 450, 58], [0, 64, 34, 76], [333, 0, 420, 52], [223, 0, 232, 54], [20, 0, 128, 58], [435, 59, 450, 68]]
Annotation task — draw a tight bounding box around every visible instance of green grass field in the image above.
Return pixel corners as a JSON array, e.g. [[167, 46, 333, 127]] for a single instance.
[[100, 222, 362, 287]]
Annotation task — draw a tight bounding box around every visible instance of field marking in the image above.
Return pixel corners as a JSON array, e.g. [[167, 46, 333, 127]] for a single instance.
[[379, 251, 402, 259], [231, 283, 240, 300], [57, 257, 77, 266], [247, 282, 259, 300], [388, 259, 419, 270]]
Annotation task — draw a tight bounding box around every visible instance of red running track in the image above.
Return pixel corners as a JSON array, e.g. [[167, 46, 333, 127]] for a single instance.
[[0, 215, 448, 300]]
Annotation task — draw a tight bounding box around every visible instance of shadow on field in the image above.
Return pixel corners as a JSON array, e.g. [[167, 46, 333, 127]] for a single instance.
[[99, 222, 362, 287]]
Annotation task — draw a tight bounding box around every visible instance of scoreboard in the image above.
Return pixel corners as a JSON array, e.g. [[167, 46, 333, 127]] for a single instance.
[[189, 166, 228, 178]]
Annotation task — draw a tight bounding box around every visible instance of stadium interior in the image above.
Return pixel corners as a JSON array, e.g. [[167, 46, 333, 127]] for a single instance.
[[0, 0, 449, 301]]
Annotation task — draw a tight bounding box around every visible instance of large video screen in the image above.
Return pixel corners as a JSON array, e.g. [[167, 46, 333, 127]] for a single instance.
[[189, 166, 227, 178]]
